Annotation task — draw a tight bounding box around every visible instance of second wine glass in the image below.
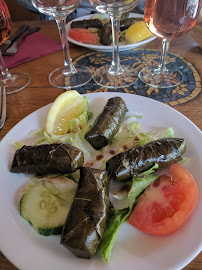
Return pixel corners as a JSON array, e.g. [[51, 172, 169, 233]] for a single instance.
[[89, 0, 139, 89], [139, 0, 201, 88], [32, 0, 93, 89]]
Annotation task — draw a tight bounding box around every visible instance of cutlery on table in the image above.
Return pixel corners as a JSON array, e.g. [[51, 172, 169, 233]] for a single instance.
[[0, 87, 6, 129], [0, 25, 29, 54], [3, 27, 41, 56]]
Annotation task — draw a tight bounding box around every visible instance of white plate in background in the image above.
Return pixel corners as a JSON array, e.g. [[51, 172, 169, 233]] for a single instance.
[[66, 13, 156, 52]]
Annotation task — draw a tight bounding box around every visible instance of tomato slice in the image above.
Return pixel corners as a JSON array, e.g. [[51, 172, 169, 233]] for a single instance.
[[68, 28, 98, 45], [128, 163, 199, 235]]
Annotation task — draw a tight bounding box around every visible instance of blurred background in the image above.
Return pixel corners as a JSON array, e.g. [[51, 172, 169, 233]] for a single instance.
[[6, 0, 39, 21], [5, 0, 202, 48]]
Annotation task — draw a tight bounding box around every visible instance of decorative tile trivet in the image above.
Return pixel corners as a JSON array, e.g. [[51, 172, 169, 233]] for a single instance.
[[72, 49, 201, 106]]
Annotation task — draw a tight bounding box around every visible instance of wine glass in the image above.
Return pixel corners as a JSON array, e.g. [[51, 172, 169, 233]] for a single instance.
[[0, 0, 30, 94], [139, 0, 202, 88], [32, 0, 93, 89], [89, 0, 139, 89]]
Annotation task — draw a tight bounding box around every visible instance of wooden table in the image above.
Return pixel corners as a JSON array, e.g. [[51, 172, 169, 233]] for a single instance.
[[0, 20, 201, 270]]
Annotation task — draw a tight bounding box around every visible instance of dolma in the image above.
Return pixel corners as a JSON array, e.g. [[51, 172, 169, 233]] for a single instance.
[[61, 167, 110, 258], [120, 18, 137, 31], [10, 143, 84, 175], [85, 97, 128, 150], [100, 22, 112, 45], [71, 19, 102, 29], [106, 138, 186, 181]]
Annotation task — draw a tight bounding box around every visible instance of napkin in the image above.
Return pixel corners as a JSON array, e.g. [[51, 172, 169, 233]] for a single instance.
[[3, 32, 62, 68]]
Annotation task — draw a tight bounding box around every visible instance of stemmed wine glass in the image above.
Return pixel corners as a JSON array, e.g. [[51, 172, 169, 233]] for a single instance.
[[139, 0, 201, 88], [32, 0, 93, 89], [89, 0, 139, 89], [0, 0, 30, 94]]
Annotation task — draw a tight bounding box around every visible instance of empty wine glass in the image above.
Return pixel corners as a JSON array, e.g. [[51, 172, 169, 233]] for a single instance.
[[32, 0, 93, 89], [0, 0, 30, 94], [139, 0, 201, 88], [89, 0, 139, 88]]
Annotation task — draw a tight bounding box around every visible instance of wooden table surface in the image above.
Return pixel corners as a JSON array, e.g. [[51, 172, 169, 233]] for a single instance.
[[0, 20, 201, 270]]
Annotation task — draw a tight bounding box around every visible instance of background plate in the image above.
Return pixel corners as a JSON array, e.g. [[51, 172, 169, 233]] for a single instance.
[[66, 13, 156, 52], [0, 92, 201, 270]]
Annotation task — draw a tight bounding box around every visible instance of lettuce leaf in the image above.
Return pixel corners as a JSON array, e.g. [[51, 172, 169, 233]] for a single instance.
[[99, 164, 159, 263], [99, 208, 129, 263]]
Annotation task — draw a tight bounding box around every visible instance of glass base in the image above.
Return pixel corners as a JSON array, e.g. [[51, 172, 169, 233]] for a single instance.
[[139, 66, 183, 88], [93, 65, 138, 89], [49, 66, 93, 89], [0, 72, 30, 94]]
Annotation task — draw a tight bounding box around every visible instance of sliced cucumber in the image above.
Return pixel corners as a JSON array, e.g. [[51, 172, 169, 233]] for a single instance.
[[20, 181, 70, 236], [44, 181, 76, 206]]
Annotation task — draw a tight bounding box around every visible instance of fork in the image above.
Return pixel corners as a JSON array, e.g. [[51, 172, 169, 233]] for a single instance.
[[3, 27, 41, 56], [0, 87, 6, 129]]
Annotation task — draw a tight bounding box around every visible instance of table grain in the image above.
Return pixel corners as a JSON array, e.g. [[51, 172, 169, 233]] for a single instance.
[[0, 20, 201, 270]]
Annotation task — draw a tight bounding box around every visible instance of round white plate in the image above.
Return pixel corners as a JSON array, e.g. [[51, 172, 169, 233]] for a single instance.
[[66, 13, 156, 52], [0, 92, 201, 270]]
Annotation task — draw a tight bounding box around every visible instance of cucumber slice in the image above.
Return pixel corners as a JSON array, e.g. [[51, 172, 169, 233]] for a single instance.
[[44, 181, 76, 205], [20, 181, 70, 236]]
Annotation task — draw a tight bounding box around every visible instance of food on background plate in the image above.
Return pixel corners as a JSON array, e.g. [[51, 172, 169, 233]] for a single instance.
[[85, 96, 128, 150], [71, 18, 103, 29], [10, 91, 199, 263], [120, 17, 140, 31], [61, 167, 110, 258], [68, 28, 98, 45], [106, 137, 186, 181], [68, 14, 152, 46], [125, 20, 153, 43], [10, 143, 84, 176], [99, 21, 112, 45]]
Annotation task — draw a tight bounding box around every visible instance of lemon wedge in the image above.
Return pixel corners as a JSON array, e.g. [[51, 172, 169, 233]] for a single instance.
[[46, 90, 87, 135], [125, 21, 153, 44]]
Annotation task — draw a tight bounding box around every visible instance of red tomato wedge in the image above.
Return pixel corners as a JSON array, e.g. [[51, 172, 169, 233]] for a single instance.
[[128, 163, 199, 235], [68, 28, 98, 45]]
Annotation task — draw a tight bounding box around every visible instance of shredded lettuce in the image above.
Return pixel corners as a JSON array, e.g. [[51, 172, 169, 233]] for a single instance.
[[90, 13, 105, 22], [87, 110, 93, 121], [10, 141, 24, 149], [30, 128, 46, 137], [26, 110, 92, 163], [106, 116, 174, 156], [42, 131, 91, 163]]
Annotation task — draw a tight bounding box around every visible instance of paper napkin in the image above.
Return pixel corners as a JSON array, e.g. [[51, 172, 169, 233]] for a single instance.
[[3, 31, 62, 68]]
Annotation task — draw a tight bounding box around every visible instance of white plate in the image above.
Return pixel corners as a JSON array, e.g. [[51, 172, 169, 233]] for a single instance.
[[66, 13, 156, 52], [0, 92, 201, 270]]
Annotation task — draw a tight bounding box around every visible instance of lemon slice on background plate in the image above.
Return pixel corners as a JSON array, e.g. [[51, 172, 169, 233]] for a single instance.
[[125, 21, 153, 44], [46, 90, 87, 136]]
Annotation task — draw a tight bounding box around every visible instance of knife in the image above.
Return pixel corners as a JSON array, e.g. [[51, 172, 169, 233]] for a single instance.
[[0, 25, 30, 54]]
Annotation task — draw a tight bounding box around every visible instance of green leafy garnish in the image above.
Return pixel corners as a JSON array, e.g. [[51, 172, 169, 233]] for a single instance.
[[99, 164, 159, 262]]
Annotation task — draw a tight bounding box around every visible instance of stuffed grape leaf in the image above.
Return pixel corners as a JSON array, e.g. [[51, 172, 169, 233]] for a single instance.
[[10, 143, 84, 175], [106, 138, 186, 181], [61, 167, 110, 258], [85, 97, 128, 150]]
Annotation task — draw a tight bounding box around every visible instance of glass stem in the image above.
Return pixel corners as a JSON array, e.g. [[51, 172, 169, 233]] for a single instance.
[[109, 16, 123, 76], [0, 50, 13, 82], [56, 18, 76, 75], [159, 38, 170, 72]]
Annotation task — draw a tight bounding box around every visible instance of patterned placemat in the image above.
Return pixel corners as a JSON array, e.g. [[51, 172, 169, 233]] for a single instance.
[[72, 49, 201, 106]]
